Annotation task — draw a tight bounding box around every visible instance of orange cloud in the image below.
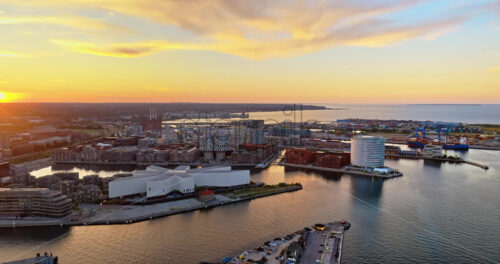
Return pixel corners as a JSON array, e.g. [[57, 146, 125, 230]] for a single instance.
[[50, 15, 470, 59], [1, 0, 483, 59]]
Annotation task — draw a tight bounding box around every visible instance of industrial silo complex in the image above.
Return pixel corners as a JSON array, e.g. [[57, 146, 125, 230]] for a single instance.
[[350, 136, 385, 168]]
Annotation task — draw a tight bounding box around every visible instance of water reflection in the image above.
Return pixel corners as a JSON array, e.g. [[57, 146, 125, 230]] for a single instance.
[[350, 176, 384, 203], [0, 226, 70, 244], [283, 167, 342, 182], [423, 159, 442, 168], [31, 164, 137, 178], [3, 149, 499, 264], [313, 171, 342, 182], [52, 163, 138, 172]]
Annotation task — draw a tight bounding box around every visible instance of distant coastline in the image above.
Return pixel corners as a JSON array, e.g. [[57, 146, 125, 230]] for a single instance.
[[0, 103, 328, 118]]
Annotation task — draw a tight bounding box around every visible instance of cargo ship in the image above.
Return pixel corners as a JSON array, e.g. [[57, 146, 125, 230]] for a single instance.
[[442, 144, 469, 150], [407, 128, 469, 150], [442, 138, 469, 150], [407, 127, 428, 148], [407, 138, 427, 148]]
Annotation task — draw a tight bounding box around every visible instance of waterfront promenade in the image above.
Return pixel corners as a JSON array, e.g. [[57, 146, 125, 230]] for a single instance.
[[0, 185, 301, 228]]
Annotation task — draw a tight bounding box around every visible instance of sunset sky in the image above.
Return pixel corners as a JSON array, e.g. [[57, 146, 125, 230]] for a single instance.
[[0, 0, 499, 103]]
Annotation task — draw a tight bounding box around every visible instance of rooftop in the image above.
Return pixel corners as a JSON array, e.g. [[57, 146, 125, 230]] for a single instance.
[[0, 188, 50, 193], [354, 135, 384, 139], [112, 165, 235, 182]]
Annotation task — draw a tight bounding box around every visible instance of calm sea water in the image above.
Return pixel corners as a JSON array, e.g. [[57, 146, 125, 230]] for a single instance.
[[249, 104, 500, 124], [1, 147, 499, 264]]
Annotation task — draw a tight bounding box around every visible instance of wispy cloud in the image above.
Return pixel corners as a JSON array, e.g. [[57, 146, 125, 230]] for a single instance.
[[50, 15, 471, 59], [1, 0, 496, 59], [0, 15, 132, 33], [0, 50, 31, 58], [50, 39, 205, 58]]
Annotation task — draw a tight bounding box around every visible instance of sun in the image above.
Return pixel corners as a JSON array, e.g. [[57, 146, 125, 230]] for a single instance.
[[0, 92, 21, 102]]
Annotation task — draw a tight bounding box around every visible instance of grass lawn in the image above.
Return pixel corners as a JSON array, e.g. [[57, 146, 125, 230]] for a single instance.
[[228, 184, 300, 199], [71, 129, 104, 136]]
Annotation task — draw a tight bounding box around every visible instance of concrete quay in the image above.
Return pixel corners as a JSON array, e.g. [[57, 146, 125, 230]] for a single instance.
[[386, 154, 489, 170], [0, 185, 302, 228], [299, 222, 348, 264], [278, 162, 402, 178], [204, 221, 350, 264], [54, 160, 266, 169], [385, 140, 500, 151]]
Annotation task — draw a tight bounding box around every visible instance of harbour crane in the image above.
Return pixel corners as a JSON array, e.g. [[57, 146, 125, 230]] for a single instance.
[[437, 128, 450, 144]]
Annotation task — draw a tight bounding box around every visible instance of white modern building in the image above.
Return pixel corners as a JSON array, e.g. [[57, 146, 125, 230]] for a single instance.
[[108, 165, 250, 199], [351, 136, 385, 167], [423, 145, 442, 158]]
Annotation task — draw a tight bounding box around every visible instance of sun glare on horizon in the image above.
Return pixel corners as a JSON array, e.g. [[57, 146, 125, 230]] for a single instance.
[[0, 92, 21, 103]]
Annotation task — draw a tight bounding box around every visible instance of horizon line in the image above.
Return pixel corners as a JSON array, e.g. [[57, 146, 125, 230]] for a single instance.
[[0, 102, 499, 105]]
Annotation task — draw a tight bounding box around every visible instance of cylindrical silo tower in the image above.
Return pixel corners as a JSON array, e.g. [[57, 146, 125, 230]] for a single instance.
[[350, 136, 385, 167]]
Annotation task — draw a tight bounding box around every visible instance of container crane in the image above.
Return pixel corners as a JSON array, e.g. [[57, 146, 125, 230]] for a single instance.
[[407, 126, 427, 148], [437, 128, 450, 144]]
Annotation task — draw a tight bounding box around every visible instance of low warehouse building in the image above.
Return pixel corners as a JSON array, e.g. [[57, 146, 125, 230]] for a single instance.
[[199, 190, 215, 202], [108, 165, 250, 199]]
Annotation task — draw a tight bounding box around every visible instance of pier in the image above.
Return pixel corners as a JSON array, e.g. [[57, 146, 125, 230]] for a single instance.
[[386, 154, 489, 170], [278, 162, 402, 178], [463, 160, 489, 170], [300, 222, 349, 264], [384, 140, 500, 151], [206, 221, 350, 264]]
